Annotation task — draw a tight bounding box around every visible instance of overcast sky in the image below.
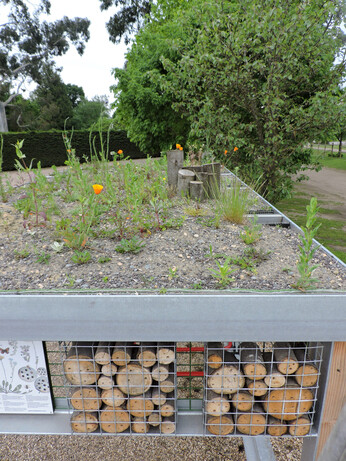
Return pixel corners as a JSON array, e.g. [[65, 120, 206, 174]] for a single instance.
[[1, 0, 128, 103], [48, 0, 127, 103]]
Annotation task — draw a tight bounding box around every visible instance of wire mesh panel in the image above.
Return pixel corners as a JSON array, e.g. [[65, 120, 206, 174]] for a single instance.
[[53, 341, 176, 435], [204, 342, 323, 437]]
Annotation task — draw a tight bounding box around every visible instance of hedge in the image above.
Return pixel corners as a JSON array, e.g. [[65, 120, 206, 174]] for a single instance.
[[1, 130, 158, 171]]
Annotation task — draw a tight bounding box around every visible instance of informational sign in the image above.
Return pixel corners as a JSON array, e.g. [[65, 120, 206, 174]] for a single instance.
[[0, 341, 53, 414]]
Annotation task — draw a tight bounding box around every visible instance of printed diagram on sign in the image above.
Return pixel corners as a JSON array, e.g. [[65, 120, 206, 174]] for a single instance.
[[0, 341, 53, 414]]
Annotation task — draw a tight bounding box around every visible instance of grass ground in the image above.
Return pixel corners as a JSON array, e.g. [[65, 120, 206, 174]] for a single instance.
[[311, 148, 346, 170], [276, 155, 346, 263]]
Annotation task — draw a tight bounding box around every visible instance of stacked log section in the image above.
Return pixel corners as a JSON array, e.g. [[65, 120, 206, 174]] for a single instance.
[[204, 342, 321, 436], [100, 406, 130, 433], [236, 404, 266, 435], [273, 343, 299, 375], [63, 343, 100, 385], [288, 415, 312, 436], [63, 341, 176, 435], [240, 342, 267, 380], [70, 387, 102, 412], [206, 415, 234, 436], [262, 380, 314, 421], [293, 347, 319, 387], [70, 411, 99, 433]]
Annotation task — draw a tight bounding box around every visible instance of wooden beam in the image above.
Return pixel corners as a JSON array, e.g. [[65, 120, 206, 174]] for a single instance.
[[316, 342, 346, 458]]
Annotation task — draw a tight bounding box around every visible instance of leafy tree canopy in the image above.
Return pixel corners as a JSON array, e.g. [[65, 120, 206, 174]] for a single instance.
[[0, 0, 90, 131], [159, 0, 346, 201]]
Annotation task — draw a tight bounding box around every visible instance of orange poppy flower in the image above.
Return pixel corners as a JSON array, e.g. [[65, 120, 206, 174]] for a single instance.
[[176, 143, 181, 149], [234, 147, 239, 151], [92, 184, 103, 195], [224, 150, 228, 155], [117, 149, 123, 155]]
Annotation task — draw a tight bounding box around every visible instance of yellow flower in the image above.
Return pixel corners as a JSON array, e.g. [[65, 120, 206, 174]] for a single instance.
[[176, 143, 181, 149], [163, 177, 166, 181], [92, 184, 103, 195], [234, 147, 239, 152]]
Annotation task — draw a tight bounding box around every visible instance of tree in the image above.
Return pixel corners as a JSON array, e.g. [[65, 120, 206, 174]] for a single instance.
[[161, 0, 346, 201], [70, 96, 110, 130], [111, 3, 193, 154], [66, 84, 85, 109], [31, 65, 74, 130], [99, 0, 152, 44], [0, 0, 90, 132]]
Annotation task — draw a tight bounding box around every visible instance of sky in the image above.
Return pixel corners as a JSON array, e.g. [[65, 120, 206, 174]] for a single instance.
[[1, 0, 128, 103]]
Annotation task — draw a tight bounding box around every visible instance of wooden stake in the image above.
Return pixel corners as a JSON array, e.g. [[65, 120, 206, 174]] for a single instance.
[[97, 374, 114, 390], [177, 169, 195, 196], [167, 149, 184, 189]]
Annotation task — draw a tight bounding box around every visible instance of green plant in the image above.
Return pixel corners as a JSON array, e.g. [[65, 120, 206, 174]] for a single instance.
[[168, 267, 177, 280], [14, 247, 30, 260], [209, 258, 237, 288], [192, 281, 203, 290], [0, 134, 8, 203], [103, 276, 109, 283], [115, 236, 146, 254], [71, 250, 91, 264], [98, 256, 111, 263], [215, 181, 252, 224], [50, 241, 64, 253], [35, 251, 51, 264], [240, 215, 262, 244], [66, 275, 75, 288], [293, 197, 321, 291]]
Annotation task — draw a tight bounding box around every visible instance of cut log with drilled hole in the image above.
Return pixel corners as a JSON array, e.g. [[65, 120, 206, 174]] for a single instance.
[[267, 416, 288, 436], [246, 378, 268, 397], [161, 416, 176, 434], [111, 343, 132, 366], [240, 342, 267, 380], [136, 346, 157, 368], [293, 347, 319, 387], [71, 411, 99, 433], [97, 374, 114, 390], [207, 343, 224, 369], [263, 352, 286, 388], [231, 391, 253, 412], [63, 342, 100, 385], [236, 404, 266, 435], [289, 414, 311, 436], [152, 363, 169, 382], [156, 344, 175, 365], [70, 387, 102, 412], [151, 389, 167, 406], [101, 363, 117, 377], [160, 376, 175, 393], [148, 412, 161, 427], [205, 389, 231, 416], [127, 390, 154, 418], [273, 342, 299, 375], [101, 387, 126, 408], [131, 417, 150, 433], [100, 405, 130, 433], [177, 169, 195, 196], [206, 414, 234, 435], [160, 399, 175, 418], [94, 342, 113, 365], [116, 363, 152, 396], [262, 379, 314, 421], [167, 149, 184, 189], [207, 365, 245, 395]]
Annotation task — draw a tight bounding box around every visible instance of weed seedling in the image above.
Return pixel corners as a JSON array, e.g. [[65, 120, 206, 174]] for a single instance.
[[14, 247, 30, 260], [71, 250, 91, 264], [98, 256, 111, 264], [293, 197, 321, 291], [115, 236, 146, 254], [240, 215, 262, 244], [35, 251, 51, 264], [168, 267, 178, 280], [209, 258, 237, 288]]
